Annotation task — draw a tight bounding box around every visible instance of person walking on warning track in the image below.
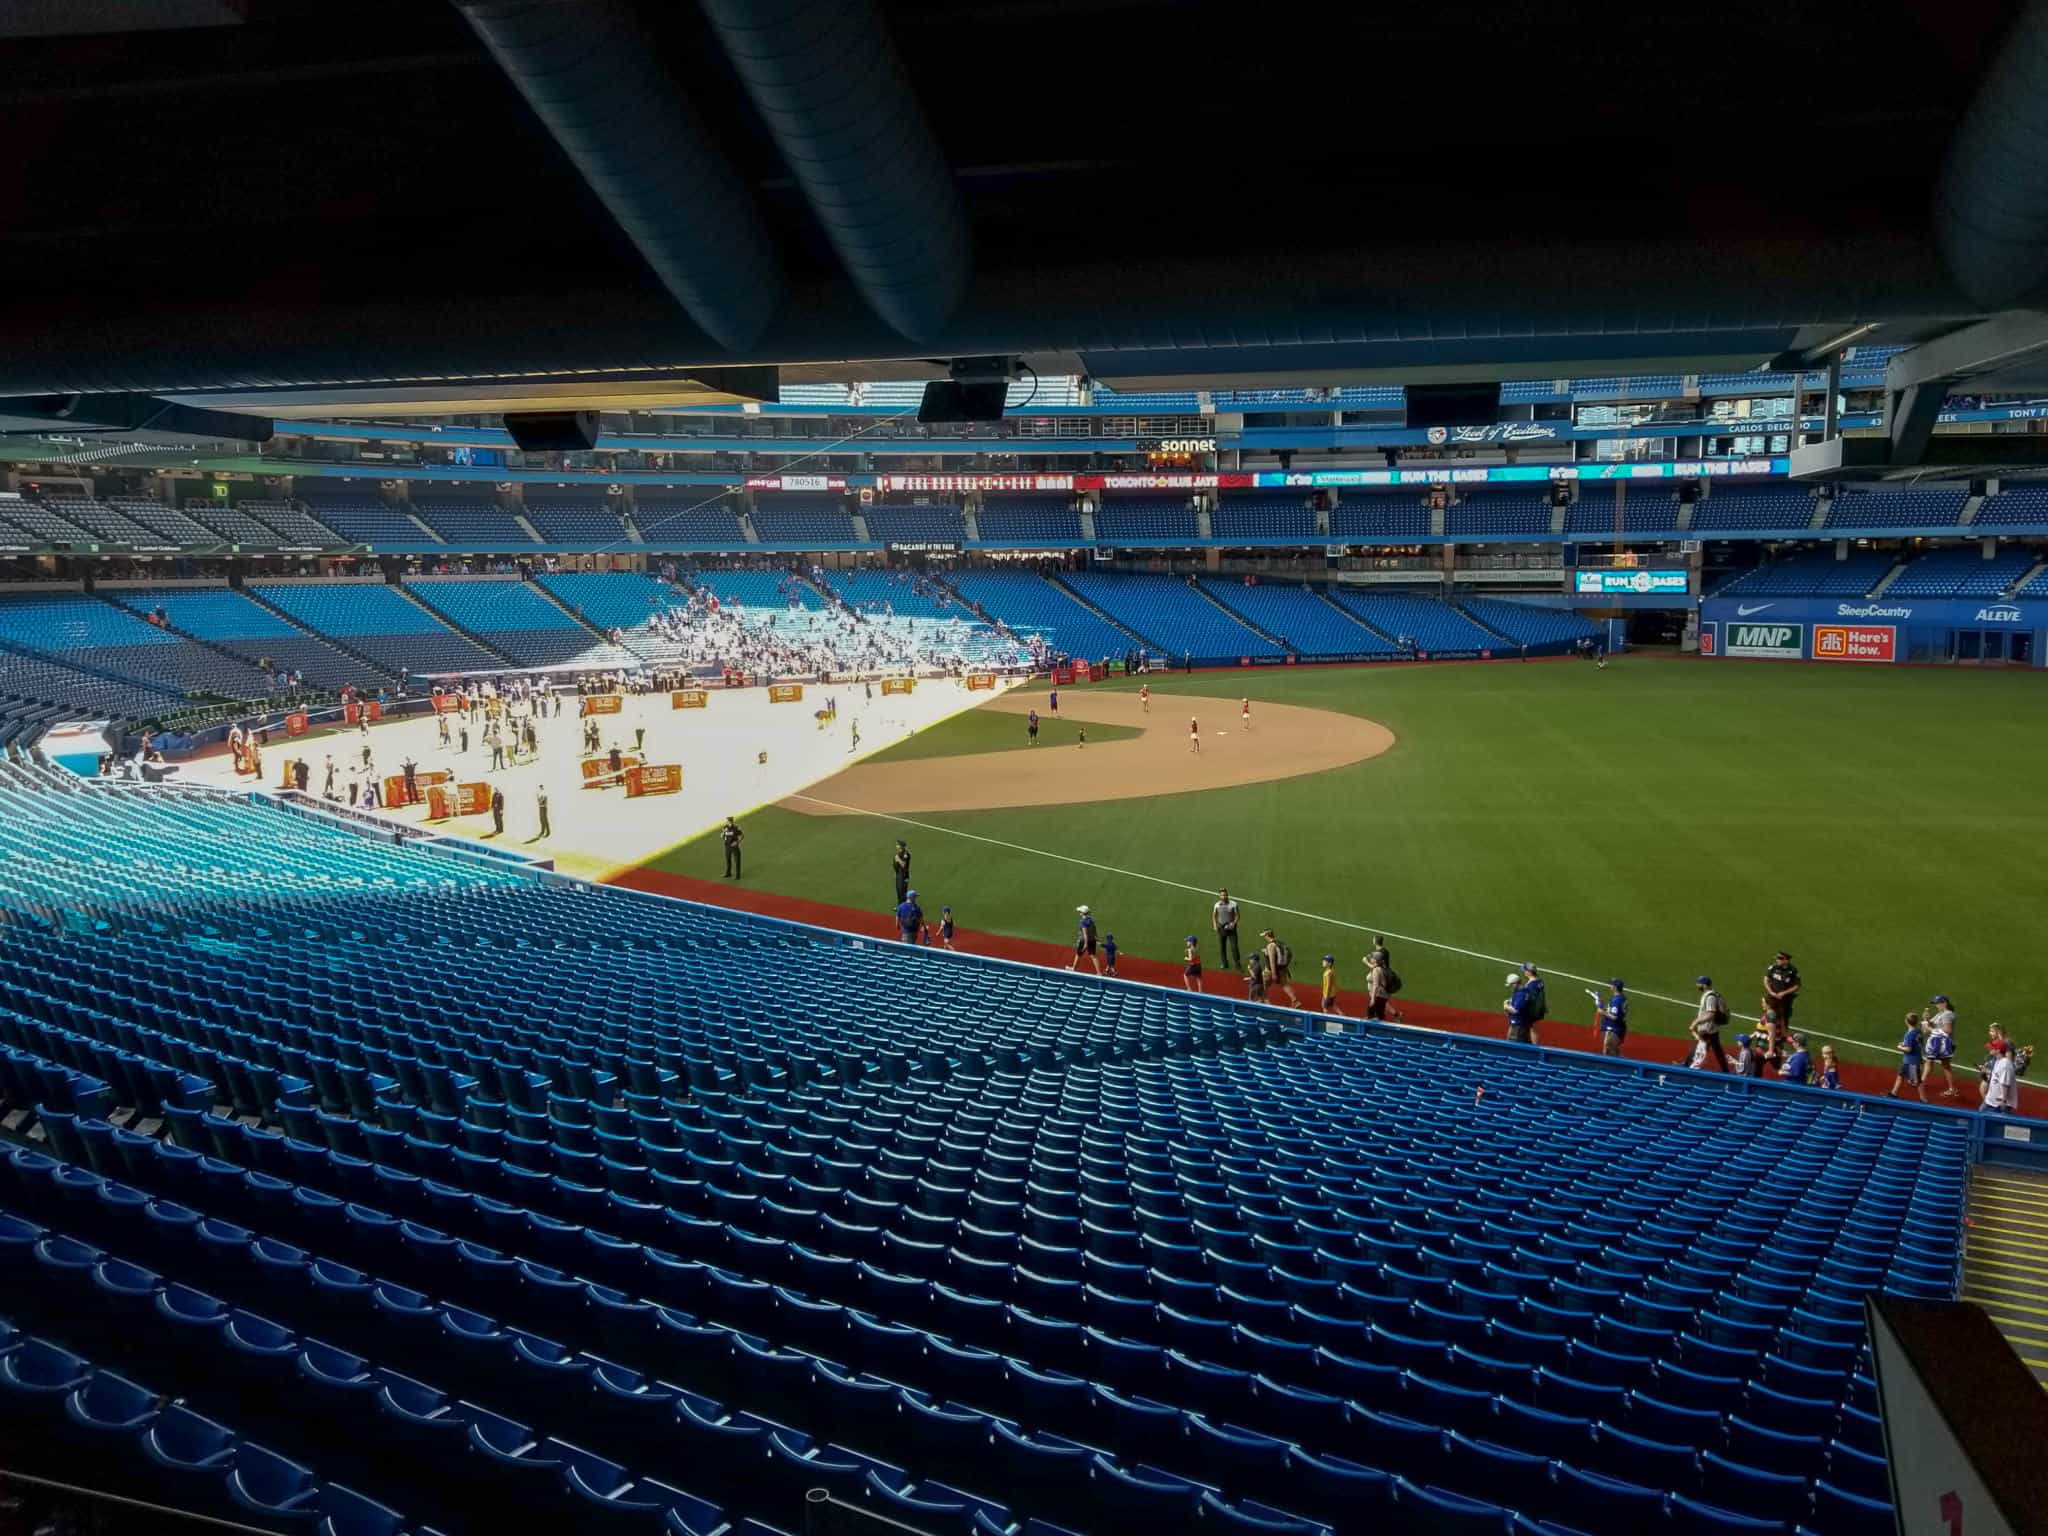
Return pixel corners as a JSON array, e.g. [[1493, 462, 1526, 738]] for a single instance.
[[535, 786, 551, 840], [1182, 935, 1205, 993], [721, 816, 743, 879], [1505, 962, 1546, 1045], [1320, 955, 1342, 1017], [1365, 951, 1395, 1021], [1189, 717, 1200, 754], [1068, 905, 1103, 974], [1261, 930, 1300, 1007], [937, 906, 957, 951], [895, 890, 924, 945], [1595, 978, 1628, 1056], [892, 839, 912, 905], [1686, 976, 1729, 1071], [1027, 709, 1039, 745]]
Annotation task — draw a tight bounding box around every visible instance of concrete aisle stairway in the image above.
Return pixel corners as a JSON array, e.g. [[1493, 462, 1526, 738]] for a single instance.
[[1964, 1163, 2048, 1387]]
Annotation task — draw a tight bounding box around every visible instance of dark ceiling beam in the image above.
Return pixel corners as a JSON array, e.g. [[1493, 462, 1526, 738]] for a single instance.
[[1937, 0, 2048, 308], [0, 229, 1972, 397], [456, 0, 785, 352], [699, 0, 971, 343]]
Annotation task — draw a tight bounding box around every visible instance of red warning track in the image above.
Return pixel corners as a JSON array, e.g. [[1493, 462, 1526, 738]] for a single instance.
[[606, 865, 2021, 1113]]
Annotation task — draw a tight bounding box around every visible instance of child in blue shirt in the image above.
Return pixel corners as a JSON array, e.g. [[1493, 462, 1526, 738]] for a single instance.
[[1818, 1044, 1840, 1090], [1891, 1012, 1928, 1101], [1102, 933, 1119, 976]]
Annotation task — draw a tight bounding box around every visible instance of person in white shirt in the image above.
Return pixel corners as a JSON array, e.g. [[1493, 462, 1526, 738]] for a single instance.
[[1923, 994, 1959, 1100], [1982, 1041, 2018, 1114], [1688, 976, 1730, 1072]]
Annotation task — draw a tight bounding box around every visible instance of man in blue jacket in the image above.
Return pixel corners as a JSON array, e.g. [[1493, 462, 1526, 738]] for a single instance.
[[1506, 963, 1546, 1045], [895, 890, 924, 946]]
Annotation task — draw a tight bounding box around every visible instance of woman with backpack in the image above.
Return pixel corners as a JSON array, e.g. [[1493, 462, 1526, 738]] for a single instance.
[[1365, 953, 1395, 1021], [1260, 930, 1301, 1007], [1686, 976, 1730, 1071]]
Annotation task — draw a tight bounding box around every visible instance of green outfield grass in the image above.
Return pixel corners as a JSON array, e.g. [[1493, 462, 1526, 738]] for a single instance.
[[862, 708, 1140, 763], [644, 658, 2048, 1064]]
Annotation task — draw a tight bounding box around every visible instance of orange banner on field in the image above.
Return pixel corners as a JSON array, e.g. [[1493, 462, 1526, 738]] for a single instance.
[[580, 694, 623, 716], [671, 690, 708, 710], [433, 694, 465, 713], [965, 673, 995, 691], [285, 712, 309, 736], [456, 782, 491, 815], [581, 754, 641, 785], [277, 759, 299, 790], [383, 774, 411, 806], [880, 677, 914, 696], [342, 702, 362, 724], [426, 785, 453, 821], [767, 684, 804, 703], [625, 763, 682, 797]]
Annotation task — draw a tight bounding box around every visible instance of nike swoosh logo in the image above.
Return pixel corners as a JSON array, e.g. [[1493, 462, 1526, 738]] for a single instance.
[[1735, 603, 1774, 616]]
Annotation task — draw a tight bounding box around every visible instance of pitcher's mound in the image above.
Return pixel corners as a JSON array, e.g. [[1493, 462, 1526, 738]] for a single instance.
[[783, 689, 1395, 815]]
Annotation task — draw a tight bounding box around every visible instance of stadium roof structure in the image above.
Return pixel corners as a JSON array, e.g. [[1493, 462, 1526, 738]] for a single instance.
[[5, 0, 2048, 480]]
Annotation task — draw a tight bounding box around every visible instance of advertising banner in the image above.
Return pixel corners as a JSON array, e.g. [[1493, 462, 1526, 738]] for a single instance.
[[285, 712, 309, 737], [343, 702, 361, 724], [580, 694, 623, 716], [746, 475, 846, 491], [1813, 624, 1897, 662], [1723, 621, 1806, 658], [1052, 664, 1076, 685], [426, 785, 453, 821], [965, 673, 996, 691], [383, 774, 411, 806], [1088, 663, 1107, 682], [580, 754, 641, 785], [277, 759, 300, 791], [767, 683, 804, 703], [433, 693, 465, 713], [671, 690, 709, 709], [1573, 569, 1689, 596], [880, 678, 915, 696], [625, 764, 682, 797], [456, 783, 491, 815], [1699, 622, 1718, 656], [881, 473, 1073, 492]]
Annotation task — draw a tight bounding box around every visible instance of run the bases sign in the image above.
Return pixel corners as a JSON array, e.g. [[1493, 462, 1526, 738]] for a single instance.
[[768, 684, 804, 703], [1813, 623, 1896, 662]]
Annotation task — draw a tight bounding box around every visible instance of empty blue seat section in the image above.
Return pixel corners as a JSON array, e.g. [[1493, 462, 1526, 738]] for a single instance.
[[1062, 573, 1285, 660], [1823, 490, 1967, 532], [1093, 497, 1199, 543], [1195, 580, 1394, 657], [1713, 553, 1896, 598], [1458, 600, 1598, 649], [1212, 497, 1318, 541], [1564, 493, 1684, 536], [250, 583, 502, 676], [103, 588, 388, 691], [35, 498, 165, 545], [1328, 495, 1431, 539], [0, 759, 1960, 1534], [750, 497, 858, 545], [408, 496, 537, 548], [1689, 488, 1820, 532], [524, 495, 627, 546], [404, 579, 604, 667], [177, 500, 285, 548], [0, 594, 275, 699], [974, 497, 1083, 545], [293, 489, 432, 548], [1324, 591, 1499, 653], [1444, 491, 1554, 538], [1090, 387, 1200, 411], [632, 495, 748, 548], [1881, 549, 2034, 598], [947, 569, 1136, 661], [864, 501, 966, 543], [1974, 485, 2048, 530]]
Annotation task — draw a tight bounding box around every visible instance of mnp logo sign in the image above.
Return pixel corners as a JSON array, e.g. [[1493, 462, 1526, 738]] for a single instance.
[[1725, 621, 1804, 658], [1813, 624, 1896, 663]]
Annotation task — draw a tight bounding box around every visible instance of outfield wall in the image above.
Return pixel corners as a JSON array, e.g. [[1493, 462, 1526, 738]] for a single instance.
[[1698, 597, 2048, 667]]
